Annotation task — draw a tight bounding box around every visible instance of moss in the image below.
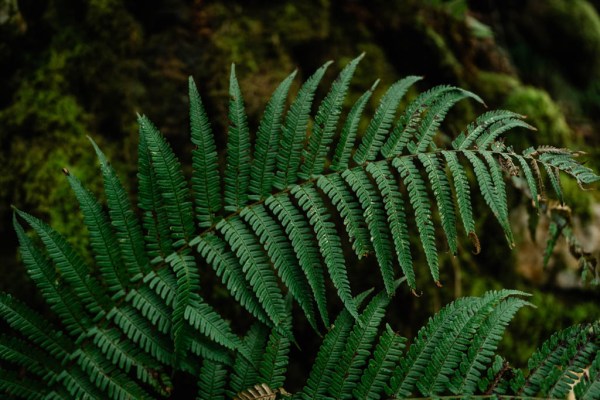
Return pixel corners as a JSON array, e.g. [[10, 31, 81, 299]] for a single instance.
[[503, 86, 570, 149], [473, 71, 520, 107]]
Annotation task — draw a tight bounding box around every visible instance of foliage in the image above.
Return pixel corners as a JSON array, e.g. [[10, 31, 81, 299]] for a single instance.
[[1, 56, 599, 399]]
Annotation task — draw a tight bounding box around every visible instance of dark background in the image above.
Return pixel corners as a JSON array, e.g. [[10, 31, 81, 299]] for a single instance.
[[1, 0, 599, 383]]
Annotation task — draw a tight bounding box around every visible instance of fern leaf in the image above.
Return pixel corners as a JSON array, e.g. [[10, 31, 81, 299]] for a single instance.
[[450, 296, 531, 395], [482, 151, 514, 245], [329, 290, 391, 399], [64, 171, 128, 292], [57, 366, 106, 399], [476, 118, 535, 150], [317, 174, 373, 258], [139, 115, 195, 246], [0, 293, 72, 359], [73, 346, 150, 400], [250, 70, 297, 200], [300, 53, 364, 179], [518, 322, 599, 398], [274, 61, 333, 189], [342, 167, 396, 295], [366, 162, 415, 290], [218, 217, 288, 329], [393, 157, 440, 284], [15, 209, 110, 317], [353, 324, 406, 400], [143, 268, 178, 308], [574, 347, 600, 400], [0, 369, 47, 400], [126, 286, 172, 334], [442, 151, 478, 251], [225, 64, 252, 212], [138, 130, 173, 259], [106, 304, 173, 365], [381, 85, 460, 157], [463, 151, 514, 246], [354, 76, 422, 164], [240, 205, 317, 331], [190, 76, 222, 228], [191, 233, 271, 326], [331, 80, 379, 171], [542, 162, 564, 204], [167, 251, 201, 355], [13, 215, 89, 337], [259, 328, 291, 389], [266, 195, 329, 326], [184, 293, 243, 353], [197, 360, 228, 400], [188, 332, 234, 366], [89, 137, 150, 276], [0, 334, 57, 377], [229, 323, 270, 396], [300, 309, 355, 399], [386, 296, 476, 398], [234, 383, 277, 400], [292, 185, 358, 319], [453, 110, 523, 150], [418, 153, 458, 255], [538, 151, 600, 187], [514, 155, 539, 209], [410, 89, 484, 154]]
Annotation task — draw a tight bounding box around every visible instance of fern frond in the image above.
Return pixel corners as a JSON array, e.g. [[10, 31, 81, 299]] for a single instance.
[[229, 323, 269, 396], [217, 217, 288, 329], [250, 70, 297, 201], [0, 334, 57, 377], [184, 293, 242, 352], [138, 130, 174, 259], [331, 80, 379, 171], [166, 251, 201, 355], [514, 155, 539, 209], [292, 185, 358, 319], [265, 195, 329, 326], [139, 115, 195, 246], [191, 233, 271, 325], [393, 157, 440, 284], [342, 167, 396, 295], [537, 151, 600, 187], [574, 347, 600, 400], [463, 151, 514, 246], [317, 174, 373, 258], [0, 293, 72, 359], [329, 290, 391, 399], [381, 85, 462, 157], [106, 304, 173, 365], [197, 360, 228, 400], [366, 162, 415, 290], [14, 209, 110, 317], [125, 286, 172, 334], [259, 329, 291, 389], [449, 296, 531, 395], [542, 162, 564, 204], [453, 110, 524, 150], [476, 118, 534, 150], [418, 153, 458, 255], [73, 346, 150, 400], [442, 151, 478, 250], [354, 76, 422, 164], [240, 205, 317, 331], [409, 89, 484, 154], [188, 332, 234, 365], [89, 137, 150, 276], [189, 76, 222, 228], [299, 308, 354, 399], [353, 324, 406, 400], [516, 322, 599, 398], [57, 366, 106, 399], [300, 53, 364, 179], [274, 61, 333, 189], [0, 369, 47, 400], [13, 215, 89, 337], [64, 171, 128, 293], [225, 64, 251, 212]]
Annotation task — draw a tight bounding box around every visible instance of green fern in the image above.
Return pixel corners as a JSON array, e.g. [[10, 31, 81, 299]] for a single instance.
[[1, 56, 598, 400]]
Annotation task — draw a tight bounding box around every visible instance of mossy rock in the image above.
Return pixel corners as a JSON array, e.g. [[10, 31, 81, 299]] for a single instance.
[[473, 71, 520, 107], [503, 86, 570, 148]]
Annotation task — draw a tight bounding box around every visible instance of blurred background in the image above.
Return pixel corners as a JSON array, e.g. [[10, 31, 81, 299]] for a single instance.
[[1, 0, 599, 381]]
